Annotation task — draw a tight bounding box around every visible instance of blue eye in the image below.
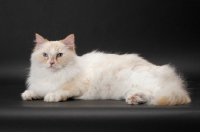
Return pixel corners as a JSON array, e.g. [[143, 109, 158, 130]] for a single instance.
[[43, 53, 48, 57], [57, 53, 63, 58]]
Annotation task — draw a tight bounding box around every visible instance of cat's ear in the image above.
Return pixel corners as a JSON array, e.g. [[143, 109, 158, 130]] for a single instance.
[[35, 33, 47, 45], [62, 34, 75, 51]]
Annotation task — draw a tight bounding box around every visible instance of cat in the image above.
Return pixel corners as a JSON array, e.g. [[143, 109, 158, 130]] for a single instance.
[[21, 34, 191, 105]]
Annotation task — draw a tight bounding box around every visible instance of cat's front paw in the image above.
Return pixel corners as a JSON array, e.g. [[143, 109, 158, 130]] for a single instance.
[[21, 90, 41, 100], [44, 91, 67, 102]]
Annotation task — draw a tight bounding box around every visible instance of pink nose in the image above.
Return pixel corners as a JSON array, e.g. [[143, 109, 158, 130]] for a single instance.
[[50, 61, 55, 66]]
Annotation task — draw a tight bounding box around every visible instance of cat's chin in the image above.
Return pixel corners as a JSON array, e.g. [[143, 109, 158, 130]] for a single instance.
[[47, 66, 59, 72]]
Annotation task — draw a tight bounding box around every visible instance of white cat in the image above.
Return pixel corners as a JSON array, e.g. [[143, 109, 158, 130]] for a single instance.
[[21, 34, 191, 105]]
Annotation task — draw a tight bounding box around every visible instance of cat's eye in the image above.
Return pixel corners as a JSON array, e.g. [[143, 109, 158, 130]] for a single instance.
[[57, 53, 63, 58], [43, 53, 48, 57]]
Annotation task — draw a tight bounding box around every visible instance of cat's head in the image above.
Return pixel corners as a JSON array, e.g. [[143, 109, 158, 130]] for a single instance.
[[31, 33, 76, 71]]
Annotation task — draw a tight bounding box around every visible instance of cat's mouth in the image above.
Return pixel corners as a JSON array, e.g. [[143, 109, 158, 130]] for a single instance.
[[49, 65, 56, 69], [47, 66, 58, 71]]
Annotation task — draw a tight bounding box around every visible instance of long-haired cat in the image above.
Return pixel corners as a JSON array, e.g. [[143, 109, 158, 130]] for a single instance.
[[21, 34, 191, 105]]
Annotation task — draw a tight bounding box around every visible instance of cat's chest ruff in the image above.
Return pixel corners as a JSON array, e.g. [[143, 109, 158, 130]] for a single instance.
[[41, 72, 66, 85], [30, 70, 67, 96]]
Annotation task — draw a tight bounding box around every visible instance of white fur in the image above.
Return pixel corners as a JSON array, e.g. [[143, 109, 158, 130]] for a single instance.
[[21, 39, 191, 105]]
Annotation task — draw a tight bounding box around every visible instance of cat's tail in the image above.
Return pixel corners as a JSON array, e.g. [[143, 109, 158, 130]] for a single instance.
[[151, 65, 191, 105], [154, 89, 191, 105]]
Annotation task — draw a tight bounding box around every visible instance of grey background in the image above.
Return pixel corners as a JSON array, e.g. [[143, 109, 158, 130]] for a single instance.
[[0, 0, 199, 83]]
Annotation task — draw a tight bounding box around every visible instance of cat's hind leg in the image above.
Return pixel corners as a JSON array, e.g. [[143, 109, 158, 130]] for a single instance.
[[125, 89, 153, 105], [21, 90, 42, 100]]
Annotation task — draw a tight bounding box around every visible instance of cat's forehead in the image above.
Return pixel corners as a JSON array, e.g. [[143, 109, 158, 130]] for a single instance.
[[43, 41, 66, 53]]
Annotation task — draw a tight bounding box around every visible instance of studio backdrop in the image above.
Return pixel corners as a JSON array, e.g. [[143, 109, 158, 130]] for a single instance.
[[0, 0, 199, 83]]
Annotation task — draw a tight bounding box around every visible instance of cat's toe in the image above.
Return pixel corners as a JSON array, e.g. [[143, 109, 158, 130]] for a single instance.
[[44, 93, 62, 102], [21, 90, 40, 101], [125, 94, 149, 105]]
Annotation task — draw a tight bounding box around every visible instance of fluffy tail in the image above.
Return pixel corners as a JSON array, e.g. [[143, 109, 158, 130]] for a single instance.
[[155, 90, 191, 105], [152, 65, 191, 105]]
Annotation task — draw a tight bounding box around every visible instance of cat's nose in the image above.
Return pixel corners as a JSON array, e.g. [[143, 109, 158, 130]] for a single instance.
[[50, 61, 55, 66]]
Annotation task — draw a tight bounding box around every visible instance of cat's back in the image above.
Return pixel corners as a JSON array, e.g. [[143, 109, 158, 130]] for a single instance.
[[81, 51, 153, 67]]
